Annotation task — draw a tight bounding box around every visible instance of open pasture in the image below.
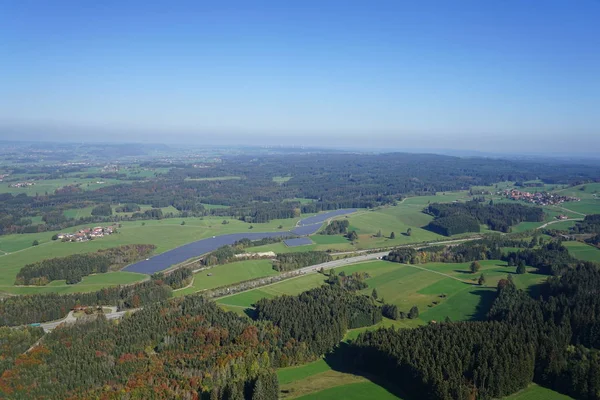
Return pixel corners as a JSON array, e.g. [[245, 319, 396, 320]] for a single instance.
[[0, 177, 123, 195], [277, 359, 402, 400], [174, 259, 278, 297], [0, 215, 310, 294], [217, 259, 547, 324], [184, 176, 241, 181], [273, 175, 293, 184], [3, 271, 146, 295], [505, 384, 573, 400], [563, 241, 600, 262]]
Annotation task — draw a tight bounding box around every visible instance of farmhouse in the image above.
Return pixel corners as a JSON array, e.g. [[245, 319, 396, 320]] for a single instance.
[[58, 226, 116, 242]]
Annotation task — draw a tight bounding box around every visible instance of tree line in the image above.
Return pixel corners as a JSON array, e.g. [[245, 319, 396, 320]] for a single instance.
[[255, 285, 382, 357], [425, 201, 544, 235], [348, 257, 600, 400], [0, 283, 386, 398], [15, 244, 156, 285], [2, 153, 597, 236], [571, 214, 600, 234], [0, 278, 172, 326], [272, 251, 332, 272]]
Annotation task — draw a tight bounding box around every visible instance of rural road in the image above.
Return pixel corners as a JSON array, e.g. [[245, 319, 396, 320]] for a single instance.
[[35, 237, 483, 330], [536, 218, 582, 230], [39, 306, 125, 332]]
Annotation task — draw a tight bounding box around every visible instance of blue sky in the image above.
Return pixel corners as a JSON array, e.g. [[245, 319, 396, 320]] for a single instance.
[[1, 0, 598, 153]]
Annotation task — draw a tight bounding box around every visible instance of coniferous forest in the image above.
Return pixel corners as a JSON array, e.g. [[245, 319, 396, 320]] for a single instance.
[[425, 201, 545, 235], [1, 246, 600, 398]]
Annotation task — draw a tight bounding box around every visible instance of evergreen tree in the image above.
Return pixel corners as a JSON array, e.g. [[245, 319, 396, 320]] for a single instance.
[[406, 228, 412, 236], [478, 273, 486, 286], [390, 232, 395, 239], [372, 288, 378, 300], [470, 261, 481, 274], [408, 306, 419, 319]]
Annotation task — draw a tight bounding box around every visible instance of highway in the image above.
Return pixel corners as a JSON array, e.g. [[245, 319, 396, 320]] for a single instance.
[[37, 236, 482, 331]]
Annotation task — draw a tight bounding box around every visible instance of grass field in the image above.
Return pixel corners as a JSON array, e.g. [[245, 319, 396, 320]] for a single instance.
[[277, 359, 402, 400], [0, 177, 124, 194], [293, 381, 401, 400], [173, 259, 278, 297], [563, 241, 600, 262], [277, 355, 568, 400], [273, 175, 293, 184], [0, 214, 313, 294], [184, 176, 241, 181], [6, 271, 147, 295], [201, 203, 230, 210], [505, 384, 573, 399], [278, 359, 332, 385], [217, 259, 547, 324], [283, 198, 315, 204], [247, 195, 476, 255]]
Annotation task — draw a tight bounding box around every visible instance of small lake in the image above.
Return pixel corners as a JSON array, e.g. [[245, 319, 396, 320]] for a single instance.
[[123, 209, 356, 274]]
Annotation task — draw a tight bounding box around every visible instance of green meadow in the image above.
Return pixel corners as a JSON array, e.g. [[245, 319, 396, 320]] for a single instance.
[[184, 176, 242, 181], [0, 177, 124, 195], [174, 259, 278, 297], [563, 241, 600, 262], [217, 259, 547, 324], [0, 214, 311, 295], [505, 384, 573, 400], [277, 359, 402, 400], [273, 175, 293, 183], [294, 381, 401, 400]]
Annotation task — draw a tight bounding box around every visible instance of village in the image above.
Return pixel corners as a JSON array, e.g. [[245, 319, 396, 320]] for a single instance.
[[8, 181, 35, 188], [57, 226, 115, 242], [500, 189, 579, 206]]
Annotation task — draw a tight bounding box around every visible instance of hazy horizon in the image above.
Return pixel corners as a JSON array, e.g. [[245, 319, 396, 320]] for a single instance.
[[1, 1, 599, 154]]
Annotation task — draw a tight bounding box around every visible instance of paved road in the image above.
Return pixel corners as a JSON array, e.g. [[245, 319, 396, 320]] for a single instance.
[[300, 251, 391, 273], [537, 218, 582, 230], [39, 306, 125, 332], [37, 236, 483, 330]]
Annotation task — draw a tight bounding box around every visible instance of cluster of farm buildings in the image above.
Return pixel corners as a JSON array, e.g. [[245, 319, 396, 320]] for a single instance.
[[9, 181, 35, 188], [57, 226, 115, 242], [500, 189, 579, 206]]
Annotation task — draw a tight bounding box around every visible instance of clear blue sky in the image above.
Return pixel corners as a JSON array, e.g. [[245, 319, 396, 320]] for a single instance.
[[1, 0, 599, 153]]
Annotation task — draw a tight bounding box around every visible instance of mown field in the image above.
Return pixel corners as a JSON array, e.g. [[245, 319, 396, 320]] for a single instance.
[[174, 259, 278, 297], [245, 193, 477, 255], [505, 384, 573, 399], [0, 215, 311, 295], [277, 358, 571, 399], [217, 259, 547, 324], [0, 177, 124, 194], [277, 359, 402, 400], [1, 182, 595, 296], [563, 241, 600, 263]]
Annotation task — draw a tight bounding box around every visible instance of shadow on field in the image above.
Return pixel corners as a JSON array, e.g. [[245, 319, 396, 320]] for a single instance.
[[469, 289, 497, 321], [243, 308, 256, 319], [492, 269, 517, 275], [324, 342, 417, 400], [454, 269, 472, 274]]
